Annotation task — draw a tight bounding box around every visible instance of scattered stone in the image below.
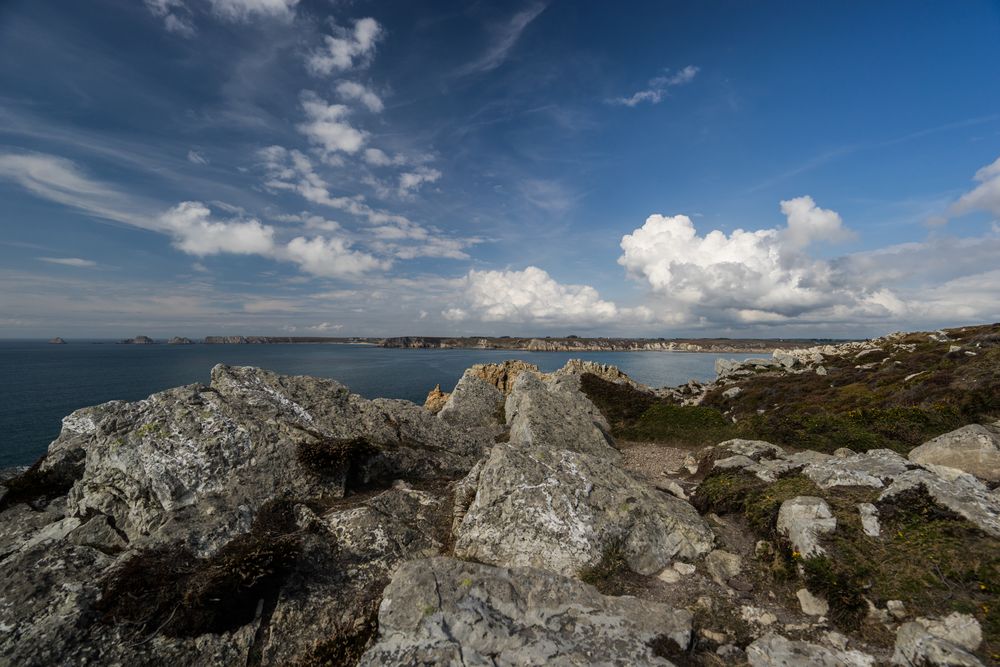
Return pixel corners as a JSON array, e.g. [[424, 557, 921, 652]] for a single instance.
[[908, 424, 1000, 482], [776, 496, 837, 557], [755, 540, 774, 559], [359, 557, 692, 666], [887, 600, 906, 621], [722, 386, 742, 399], [705, 549, 742, 585], [815, 364, 828, 375], [858, 503, 881, 537], [657, 567, 681, 583], [741, 606, 778, 627], [834, 447, 856, 458], [892, 613, 985, 666], [797, 588, 830, 616], [673, 561, 696, 576]]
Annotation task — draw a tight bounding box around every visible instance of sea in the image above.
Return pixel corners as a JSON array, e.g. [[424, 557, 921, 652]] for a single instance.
[[0, 341, 742, 468]]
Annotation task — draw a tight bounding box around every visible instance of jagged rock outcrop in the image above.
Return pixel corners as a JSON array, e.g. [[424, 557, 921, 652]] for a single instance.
[[167, 336, 194, 345], [359, 557, 693, 666], [422, 384, 448, 414], [437, 370, 503, 429], [119, 335, 155, 344], [908, 424, 1000, 482]]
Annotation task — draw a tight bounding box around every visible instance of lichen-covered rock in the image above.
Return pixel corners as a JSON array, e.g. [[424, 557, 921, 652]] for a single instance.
[[908, 425, 1000, 482], [453, 443, 714, 576], [892, 613, 985, 666], [437, 370, 504, 429], [776, 496, 837, 557], [802, 449, 912, 489], [879, 470, 1000, 538], [422, 384, 448, 414], [747, 633, 874, 666], [505, 371, 614, 457], [359, 557, 692, 666], [467, 359, 540, 394]]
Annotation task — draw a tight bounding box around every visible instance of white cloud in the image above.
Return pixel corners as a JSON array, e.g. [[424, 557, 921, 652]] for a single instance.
[[144, 0, 195, 36], [187, 149, 208, 165], [335, 81, 384, 113], [207, 0, 298, 21], [306, 17, 382, 76], [950, 155, 1000, 217], [38, 257, 98, 268], [363, 148, 396, 166], [282, 235, 390, 277], [458, 4, 547, 75], [398, 166, 441, 196], [297, 91, 367, 156], [520, 179, 574, 213], [305, 321, 343, 332], [160, 201, 276, 256], [609, 65, 700, 107], [618, 197, 856, 320], [443, 266, 620, 323]]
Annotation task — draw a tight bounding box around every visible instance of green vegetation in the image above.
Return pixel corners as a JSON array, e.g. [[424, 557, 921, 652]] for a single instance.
[[623, 404, 735, 446], [692, 470, 820, 535]]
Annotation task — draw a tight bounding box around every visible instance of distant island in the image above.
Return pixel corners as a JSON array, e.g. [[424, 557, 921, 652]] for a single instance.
[[47, 337, 66, 344]]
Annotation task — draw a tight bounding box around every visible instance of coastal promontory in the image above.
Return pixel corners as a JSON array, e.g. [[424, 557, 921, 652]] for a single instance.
[[1, 323, 997, 665]]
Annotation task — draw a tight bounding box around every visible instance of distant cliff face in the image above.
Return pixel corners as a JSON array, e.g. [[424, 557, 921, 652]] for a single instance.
[[167, 337, 194, 345], [377, 336, 823, 353]]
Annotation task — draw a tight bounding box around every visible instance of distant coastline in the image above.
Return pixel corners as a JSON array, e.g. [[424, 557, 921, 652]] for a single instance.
[[52, 334, 848, 353]]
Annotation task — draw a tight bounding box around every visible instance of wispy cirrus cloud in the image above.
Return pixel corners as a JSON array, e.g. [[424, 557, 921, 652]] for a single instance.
[[456, 3, 547, 76], [608, 66, 700, 107], [38, 257, 98, 268]]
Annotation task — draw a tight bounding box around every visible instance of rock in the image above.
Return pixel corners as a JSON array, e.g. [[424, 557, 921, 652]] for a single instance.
[[834, 447, 856, 458], [797, 588, 830, 616], [52, 365, 492, 555], [505, 371, 614, 457], [908, 424, 1000, 482], [119, 335, 155, 344], [67, 514, 127, 553], [740, 606, 778, 627], [815, 364, 828, 375], [879, 470, 1000, 537], [658, 567, 681, 583], [802, 449, 911, 489], [422, 384, 448, 414], [705, 549, 742, 585], [722, 386, 742, 399], [437, 370, 504, 428], [467, 359, 540, 394], [755, 540, 774, 559], [48, 337, 66, 344], [776, 496, 837, 557], [453, 443, 715, 576], [359, 557, 692, 666], [858, 503, 881, 537], [673, 561, 696, 575], [167, 336, 194, 344], [747, 633, 875, 667], [658, 479, 689, 500], [887, 600, 907, 620], [892, 613, 985, 666]]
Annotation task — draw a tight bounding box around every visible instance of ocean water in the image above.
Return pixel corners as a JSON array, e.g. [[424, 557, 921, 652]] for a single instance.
[[0, 341, 740, 468]]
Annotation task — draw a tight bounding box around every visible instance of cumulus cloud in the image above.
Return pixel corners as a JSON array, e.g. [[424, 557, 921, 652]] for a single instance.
[[443, 266, 620, 323], [618, 196, 860, 322], [950, 155, 1000, 217], [160, 201, 276, 256], [307, 17, 382, 76], [144, 0, 195, 36], [297, 91, 366, 157], [398, 166, 441, 196], [282, 235, 390, 277], [609, 66, 699, 107], [38, 257, 98, 268], [207, 0, 298, 21], [335, 81, 384, 112]]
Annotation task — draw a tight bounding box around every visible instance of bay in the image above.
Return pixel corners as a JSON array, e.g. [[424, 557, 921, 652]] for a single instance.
[[0, 341, 741, 467]]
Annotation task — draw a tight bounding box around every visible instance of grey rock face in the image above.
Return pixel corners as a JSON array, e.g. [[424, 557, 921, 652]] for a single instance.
[[454, 443, 714, 576], [47, 365, 493, 555], [747, 633, 874, 667], [908, 424, 1000, 482], [437, 370, 504, 429], [776, 496, 837, 557], [879, 470, 1000, 538], [505, 371, 614, 457], [892, 613, 985, 666], [802, 449, 912, 489], [359, 557, 692, 666]]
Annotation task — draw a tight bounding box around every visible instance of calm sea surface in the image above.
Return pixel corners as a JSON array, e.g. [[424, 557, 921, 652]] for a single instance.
[[0, 341, 741, 467]]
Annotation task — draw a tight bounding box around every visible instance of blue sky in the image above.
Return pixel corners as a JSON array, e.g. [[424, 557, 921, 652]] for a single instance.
[[1, 0, 999, 338]]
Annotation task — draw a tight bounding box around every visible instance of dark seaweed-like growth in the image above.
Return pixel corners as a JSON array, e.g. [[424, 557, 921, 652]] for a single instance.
[[97, 499, 301, 637], [0, 453, 82, 512]]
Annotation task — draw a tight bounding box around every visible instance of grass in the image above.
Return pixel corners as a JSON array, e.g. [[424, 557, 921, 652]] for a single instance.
[[692, 470, 820, 535], [578, 537, 633, 596]]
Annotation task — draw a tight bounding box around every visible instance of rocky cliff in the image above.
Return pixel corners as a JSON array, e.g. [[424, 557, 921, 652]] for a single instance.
[[1, 323, 997, 666], [379, 335, 832, 353]]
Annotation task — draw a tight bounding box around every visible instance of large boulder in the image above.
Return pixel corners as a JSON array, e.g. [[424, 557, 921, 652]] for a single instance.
[[892, 613, 984, 666], [908, 425, 1000, 483], [776, 496, 837, 557], [47, 365, 493, 555], [747, 633, 874, 667], [437, 370, 504, 429], [802, 449, 912, 489], [359, 557, 692, 666], [505, 371, 614, 458]]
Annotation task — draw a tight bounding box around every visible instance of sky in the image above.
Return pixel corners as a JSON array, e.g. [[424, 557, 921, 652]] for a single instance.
[[1, 0, 999, 339]]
